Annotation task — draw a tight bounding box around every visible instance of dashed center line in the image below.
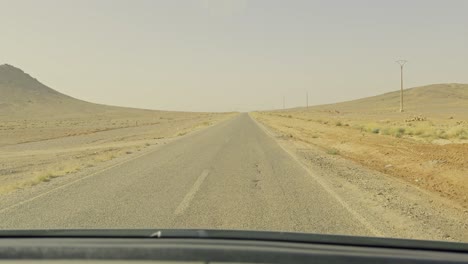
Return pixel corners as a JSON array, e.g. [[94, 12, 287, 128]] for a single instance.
[[174, 169, 210, 215]]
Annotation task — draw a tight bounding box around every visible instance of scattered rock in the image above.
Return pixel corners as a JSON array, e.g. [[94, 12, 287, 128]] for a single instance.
[[405, 115, 427, 122], [422, 160, 446, 168], [431, 139, 452, 145]]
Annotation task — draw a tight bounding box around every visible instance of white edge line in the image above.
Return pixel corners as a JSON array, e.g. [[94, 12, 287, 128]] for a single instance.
[[0, 149, 156, 214], [0, 117, 233, 214], [248, 113, 384, 237]]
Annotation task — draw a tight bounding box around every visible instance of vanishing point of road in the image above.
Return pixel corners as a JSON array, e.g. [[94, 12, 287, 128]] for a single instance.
[[0, 113, 376, 236]]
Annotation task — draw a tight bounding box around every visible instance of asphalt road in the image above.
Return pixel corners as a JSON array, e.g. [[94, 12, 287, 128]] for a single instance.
[[0, 113, 375, 236]]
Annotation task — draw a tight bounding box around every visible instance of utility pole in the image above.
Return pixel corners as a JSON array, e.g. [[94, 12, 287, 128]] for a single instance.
[[396, 60, 407, 112]]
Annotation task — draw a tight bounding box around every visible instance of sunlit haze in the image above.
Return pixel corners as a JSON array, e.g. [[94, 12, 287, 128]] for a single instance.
[[1, 0, 467, 112]]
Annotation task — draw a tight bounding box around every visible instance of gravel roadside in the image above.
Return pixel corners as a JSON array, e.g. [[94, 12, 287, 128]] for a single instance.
[[252, 114, 468, 242]]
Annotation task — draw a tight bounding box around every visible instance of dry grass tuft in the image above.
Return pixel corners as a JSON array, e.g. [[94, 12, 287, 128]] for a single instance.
[[326, 148, 340, 155], [0, 163, 81, 194], [350, 121, 467, 141]]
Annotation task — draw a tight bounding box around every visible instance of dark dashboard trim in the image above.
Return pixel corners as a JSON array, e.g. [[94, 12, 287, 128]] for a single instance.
[[0, 229, 467, 253]]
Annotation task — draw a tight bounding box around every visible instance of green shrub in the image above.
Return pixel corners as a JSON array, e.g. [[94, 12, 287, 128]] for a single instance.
[[380, 127, 391, 135], [326, 148, 340, 155], [435, 129, 448, 139]]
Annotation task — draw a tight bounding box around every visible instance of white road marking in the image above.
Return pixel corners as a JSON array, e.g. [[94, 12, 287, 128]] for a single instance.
[[174, 169, 210, 215], [0, 149, 156, 214], [0, 119, 229, 215], [249, 114, 384, 237]]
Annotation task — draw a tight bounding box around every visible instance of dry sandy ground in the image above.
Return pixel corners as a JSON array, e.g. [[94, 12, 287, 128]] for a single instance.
[[251, 99, 468, 211], [251, 84, 468, 209], [0, 112, 236, 194], [252, 115, 468, 242], [0, 64, 238, 196], [250, 84, 468, 241]]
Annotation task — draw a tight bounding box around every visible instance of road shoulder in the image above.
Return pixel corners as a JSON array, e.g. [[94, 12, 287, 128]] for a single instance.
[[249, 113, 468, 242], [0, 114, 238, 214]]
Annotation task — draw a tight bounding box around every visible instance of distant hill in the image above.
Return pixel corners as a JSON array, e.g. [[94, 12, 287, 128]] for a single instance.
[[0, 64, 90, 112], [0, 64, 157, 120], [302, 83, 468, 118]]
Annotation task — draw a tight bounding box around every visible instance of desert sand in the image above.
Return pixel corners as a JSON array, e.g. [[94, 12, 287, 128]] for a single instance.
[[0, 64, 235, 193], [252, 83, 468, 208]]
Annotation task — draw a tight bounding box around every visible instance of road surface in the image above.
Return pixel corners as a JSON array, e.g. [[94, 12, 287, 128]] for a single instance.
[[0, 113, 376, 236]]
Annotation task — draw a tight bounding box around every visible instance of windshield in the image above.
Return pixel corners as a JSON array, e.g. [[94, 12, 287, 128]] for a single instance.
[[0, 0, 467, 243]]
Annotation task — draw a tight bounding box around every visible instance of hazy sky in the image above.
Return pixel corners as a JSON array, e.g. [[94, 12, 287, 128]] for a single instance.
[[1, 0, 467, 112]]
